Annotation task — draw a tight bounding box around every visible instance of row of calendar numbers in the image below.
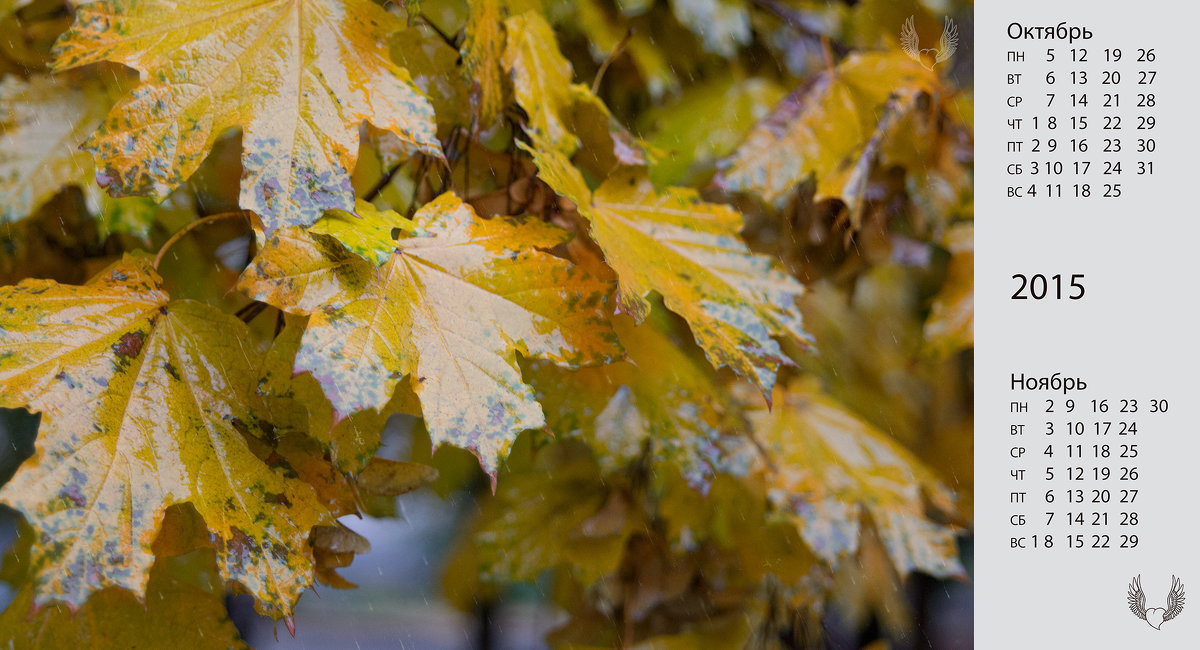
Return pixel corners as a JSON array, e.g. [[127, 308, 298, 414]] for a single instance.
[[1007, 395, 1167, 551], [1005, 46, 1159, 199]]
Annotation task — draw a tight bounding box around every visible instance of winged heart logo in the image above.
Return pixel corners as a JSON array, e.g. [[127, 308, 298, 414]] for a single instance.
[[900, 16, 958, 70], [1129, 575, 1186, 629]]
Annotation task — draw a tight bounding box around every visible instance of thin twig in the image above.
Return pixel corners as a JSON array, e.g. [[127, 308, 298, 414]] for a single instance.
[[746, 428, 779, 473], [416, 14, 458, 49], [234, 300, 265, 320], [505, 116, 521, 215], [153, 211, 252, 269], [363, 161, 403, 203], [840, 91, 911, 230], [439, 128, 466, 195], [463, 128, 472, 200], [409, 156, 432, 216], [621, 581, 635, 650], [592, 29, 633, 95], [235, 301, 269, 324], [820, 35, 835, 72]]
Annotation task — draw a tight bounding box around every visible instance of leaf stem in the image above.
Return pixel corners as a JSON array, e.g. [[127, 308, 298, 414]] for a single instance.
[[820, 35, 835, 72], [621, 581, 635, 649], [463, 129, 472, 200], [439, 128, 466, 195], [409, 156, 432, 215], [592, 28, 633, 95], [153, 211, 253, 270], [364, 162, 403, 203], [416, 14, 458, 49], [234, 300, 269, 323]]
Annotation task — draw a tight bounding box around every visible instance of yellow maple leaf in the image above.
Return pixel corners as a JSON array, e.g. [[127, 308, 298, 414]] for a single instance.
[[717, 52, 937, 210], [53, 0, 442, 233], [526, 140, 811, 398], [257, 311, 420, 473], [0, 255, 332, 617], [0, 74, 112, 222], [502, 10, 652, 172], [462, 0, 506, 128], [502, 10, 577, 153], [240, 194, 621, 477], [924, 223, 974, 358], [1, 529, 248, 648], [747, 381, 965, 579], [529, 311, 754, 494]]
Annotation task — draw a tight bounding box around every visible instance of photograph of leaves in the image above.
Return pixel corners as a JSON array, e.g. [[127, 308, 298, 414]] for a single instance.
[[0, 0, 973, 647]]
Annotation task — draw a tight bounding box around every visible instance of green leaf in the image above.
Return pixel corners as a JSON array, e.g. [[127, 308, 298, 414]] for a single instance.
[[640, 75, 786, 186], [97, 195, 158, 242], [309, 199, 422, 267]]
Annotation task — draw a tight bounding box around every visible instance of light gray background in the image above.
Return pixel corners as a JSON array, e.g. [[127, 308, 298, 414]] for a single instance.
[[977, 1, 1197, 646]]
